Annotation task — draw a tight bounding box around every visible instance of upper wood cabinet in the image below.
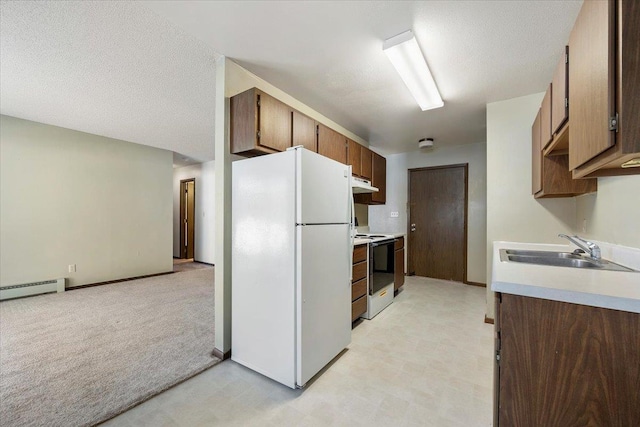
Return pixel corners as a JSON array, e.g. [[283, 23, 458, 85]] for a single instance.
[[551, 46, 569, 135], [532, 106, 596, 198], [347, 139, 362, 176], [292, 110, 317, 152], [371, 152, 387, 204], [231, 88, 292, 156], [361, 146, 373, 181], [568, 0, 640, 178], [540, 85, 552, 148], [532, 109, 542, 195], [317, 123, 347, 164], [356, 152, 387, 204]]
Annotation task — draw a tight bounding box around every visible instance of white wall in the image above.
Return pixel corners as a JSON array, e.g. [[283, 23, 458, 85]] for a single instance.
[[486, 93, 578, 318], [368, 142, 487, 284], [172, 161, 216, 263], [575, 176, 640, 248], [0, 115, 173, 288]]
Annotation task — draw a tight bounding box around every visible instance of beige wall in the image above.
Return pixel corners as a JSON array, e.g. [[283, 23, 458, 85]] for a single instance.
[[486, 93, 578, 319], [0, 115, 173, 288], [368, 142, 487, 284], [173, 161, 216, 263], [576, 175, 640, 248]]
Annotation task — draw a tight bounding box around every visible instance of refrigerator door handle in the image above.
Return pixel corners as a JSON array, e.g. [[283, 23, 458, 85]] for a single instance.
[[349, 170, 355, 281]]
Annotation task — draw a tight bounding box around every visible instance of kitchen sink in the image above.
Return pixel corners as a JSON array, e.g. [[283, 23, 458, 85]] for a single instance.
[[500, 249, 635, 272]]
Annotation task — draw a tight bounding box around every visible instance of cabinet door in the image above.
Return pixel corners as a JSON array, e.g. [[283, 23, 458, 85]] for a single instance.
[[551, 46, 569, 135], [540, 85, 552, 148], [292, 110, 317, 152], [394, 248, 405, 290], [361, 146, 373, 181], [317, 123, 347, 164], [532, 109, 542, 195], [498, 294, 640, 426], [348, 139, 362, 176], [568, 0, 615, 170], [370, 152, 386, 204], [259, 92, 292, 152]]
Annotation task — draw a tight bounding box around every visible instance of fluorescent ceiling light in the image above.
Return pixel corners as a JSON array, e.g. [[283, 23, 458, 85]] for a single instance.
[[383, 30, 443, 111]]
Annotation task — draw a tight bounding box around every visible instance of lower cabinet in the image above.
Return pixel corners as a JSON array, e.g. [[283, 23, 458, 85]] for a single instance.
[[494, 293, 640, 427], [351, 244, 368, 322], [394, 237, 405, 291]]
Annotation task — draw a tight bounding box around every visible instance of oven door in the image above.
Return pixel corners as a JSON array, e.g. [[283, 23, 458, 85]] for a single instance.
[[369, 239, 396, 295]]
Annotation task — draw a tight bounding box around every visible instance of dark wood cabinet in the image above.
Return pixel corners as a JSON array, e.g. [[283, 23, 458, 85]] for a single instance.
[[569, 0, 640, 178], [351, 244, 368, 322], [292, 110, 317, 152], [532, 95, 596, 198], [361, 146, 373, 181], [230, 88, 292, 156], [318, 123, 347, 164], [355, 151, 387, 205], [371, 152, 386, 204], [494, 292, 640, 427], [347, 139, 362, 177], [532, 109, 542, 195], [540, 85, 552, 149], [394, 237, 405, 291], [551, 46, 569, 136]]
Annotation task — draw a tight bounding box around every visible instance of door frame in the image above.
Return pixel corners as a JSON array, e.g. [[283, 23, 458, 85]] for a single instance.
[[179, 178, 196, 259], [406, 163, 469, 284]]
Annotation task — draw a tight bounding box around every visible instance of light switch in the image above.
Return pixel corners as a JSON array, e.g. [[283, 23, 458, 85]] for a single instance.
[[390, 211, 399, 218]]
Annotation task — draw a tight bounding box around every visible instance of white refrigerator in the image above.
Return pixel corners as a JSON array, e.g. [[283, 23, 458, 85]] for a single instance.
[[231, 147, 352, 389]]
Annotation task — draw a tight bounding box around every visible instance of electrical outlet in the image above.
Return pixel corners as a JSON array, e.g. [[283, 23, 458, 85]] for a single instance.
[[68, 264, 76, 273], [582, 218, 587, 233], [390, 211, 399, 218]]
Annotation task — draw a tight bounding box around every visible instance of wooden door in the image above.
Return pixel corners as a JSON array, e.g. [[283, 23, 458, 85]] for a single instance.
[[347, 139, 362, 176], [317, 123, 346, 164], [292, 110, 317, 152], [180, 179, 196, 259], [408, 165, 467, 282], [568, 0, 615, 170]]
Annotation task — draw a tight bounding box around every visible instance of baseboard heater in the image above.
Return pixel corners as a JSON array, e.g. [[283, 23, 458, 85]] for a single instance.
[[0, 278, 66, 301]]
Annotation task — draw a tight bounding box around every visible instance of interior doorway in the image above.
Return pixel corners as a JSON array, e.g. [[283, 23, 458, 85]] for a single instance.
[[179, 179, 195, 259], [407, 164, 468, 282]]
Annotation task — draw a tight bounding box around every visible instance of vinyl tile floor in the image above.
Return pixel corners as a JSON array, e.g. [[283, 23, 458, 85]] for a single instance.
[[102, 276, 494, 427]]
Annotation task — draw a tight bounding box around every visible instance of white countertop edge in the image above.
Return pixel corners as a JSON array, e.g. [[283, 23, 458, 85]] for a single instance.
[[492, 281, 640, 314], [491, 240, 640, 313]]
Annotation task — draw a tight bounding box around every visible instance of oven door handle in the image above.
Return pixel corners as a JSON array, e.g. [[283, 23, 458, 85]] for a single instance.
[[371, 239, 397, 247]]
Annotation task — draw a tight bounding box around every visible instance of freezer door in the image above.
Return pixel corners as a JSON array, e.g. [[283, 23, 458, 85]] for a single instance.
[[296, 224, 351, 386], [296, 148, 351, 225]]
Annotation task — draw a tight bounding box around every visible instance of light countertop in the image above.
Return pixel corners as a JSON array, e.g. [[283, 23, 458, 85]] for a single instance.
[[491, 241, 640, 314]]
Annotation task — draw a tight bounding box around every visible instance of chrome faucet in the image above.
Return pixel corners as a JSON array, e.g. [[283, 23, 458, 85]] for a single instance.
[[558, 234, 601, 260]]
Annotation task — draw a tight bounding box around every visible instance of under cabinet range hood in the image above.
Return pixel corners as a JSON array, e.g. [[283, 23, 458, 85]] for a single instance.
[[352, 176, 379, 194]]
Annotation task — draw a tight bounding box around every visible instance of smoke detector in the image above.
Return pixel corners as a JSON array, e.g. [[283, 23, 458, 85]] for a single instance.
[[418, 138, 434, 149]]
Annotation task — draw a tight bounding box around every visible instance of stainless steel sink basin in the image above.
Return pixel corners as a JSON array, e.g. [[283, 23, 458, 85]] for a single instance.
[[504, 249, 581, 259], [500, 249, 635, 272]]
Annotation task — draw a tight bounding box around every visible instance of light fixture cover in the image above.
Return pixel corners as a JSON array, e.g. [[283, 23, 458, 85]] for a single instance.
[[383, 30, 443, 111]]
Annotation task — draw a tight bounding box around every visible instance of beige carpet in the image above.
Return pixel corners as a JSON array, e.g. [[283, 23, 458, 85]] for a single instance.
[[0, 268, 219, 427]]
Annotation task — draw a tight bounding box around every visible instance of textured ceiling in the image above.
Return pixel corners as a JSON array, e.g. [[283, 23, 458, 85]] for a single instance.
[[0, 1, 219, 164], [1, 1, 583, 160]]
